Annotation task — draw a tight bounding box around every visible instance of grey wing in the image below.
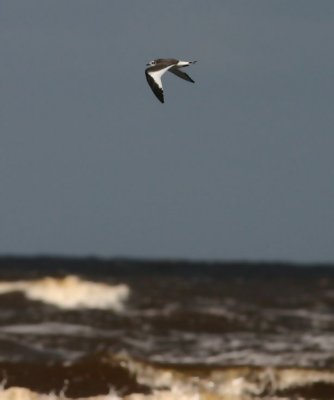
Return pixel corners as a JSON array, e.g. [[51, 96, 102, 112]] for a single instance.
[[169, 67, 195, 83], [145, 71, 164, 103]]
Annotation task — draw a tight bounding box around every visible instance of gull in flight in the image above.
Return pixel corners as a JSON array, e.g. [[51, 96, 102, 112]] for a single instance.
[[145, 58, 197, 103]]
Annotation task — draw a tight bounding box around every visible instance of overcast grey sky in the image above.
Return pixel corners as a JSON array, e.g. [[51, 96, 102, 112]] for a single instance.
[[1, 1, 333, 261]]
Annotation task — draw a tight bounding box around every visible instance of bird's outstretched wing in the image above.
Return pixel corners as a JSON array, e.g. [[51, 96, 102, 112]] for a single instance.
[[145, 65, 173, 104], [145, 71, 164, 103], [169, 67, 195, 83]]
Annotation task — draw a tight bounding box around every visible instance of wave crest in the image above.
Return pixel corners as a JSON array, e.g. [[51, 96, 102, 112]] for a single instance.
[[0, 275, 130, 311]]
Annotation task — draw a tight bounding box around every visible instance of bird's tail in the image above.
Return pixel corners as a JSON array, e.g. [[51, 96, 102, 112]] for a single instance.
[[177, 60, 197, 67]]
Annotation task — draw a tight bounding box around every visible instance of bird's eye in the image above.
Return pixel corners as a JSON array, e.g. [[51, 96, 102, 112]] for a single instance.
[[151, 61, 155, 65]]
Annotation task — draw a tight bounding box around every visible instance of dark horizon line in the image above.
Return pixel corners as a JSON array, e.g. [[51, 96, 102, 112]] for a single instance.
[[0, 253, 333, 267]]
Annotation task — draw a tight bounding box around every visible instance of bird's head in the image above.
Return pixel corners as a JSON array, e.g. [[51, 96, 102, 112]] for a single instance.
[[146, 60, 157, 66]]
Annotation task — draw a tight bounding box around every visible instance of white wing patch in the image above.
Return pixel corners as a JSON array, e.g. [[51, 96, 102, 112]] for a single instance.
[[147, 65, 174, 90]]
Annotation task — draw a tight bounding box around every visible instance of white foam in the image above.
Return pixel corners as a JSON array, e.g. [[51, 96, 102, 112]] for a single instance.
[[0, 322, 100, 336], [0, 387, 200, 400], [138, 329, 334, 368], [0, 387, 122, 400], [2, 362, 334, 400], [0, 275, 130, 311]]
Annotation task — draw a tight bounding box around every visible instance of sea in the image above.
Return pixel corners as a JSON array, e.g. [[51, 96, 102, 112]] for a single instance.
[[0, 257, 333, 400]]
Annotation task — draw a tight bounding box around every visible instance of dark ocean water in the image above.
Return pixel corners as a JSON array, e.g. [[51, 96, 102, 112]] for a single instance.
[[0, 257, 334, 399]]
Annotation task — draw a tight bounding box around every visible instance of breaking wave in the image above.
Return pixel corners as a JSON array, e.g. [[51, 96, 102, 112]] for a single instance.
[[0, 275, 130, 311], [1, 353, 334, 399]]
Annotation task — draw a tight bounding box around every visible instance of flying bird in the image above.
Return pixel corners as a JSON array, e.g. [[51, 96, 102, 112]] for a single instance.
[[145, 58, 197, 103]]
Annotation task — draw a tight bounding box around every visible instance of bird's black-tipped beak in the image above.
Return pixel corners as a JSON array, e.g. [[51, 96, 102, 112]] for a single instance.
[[146, 63, 150, 66]]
